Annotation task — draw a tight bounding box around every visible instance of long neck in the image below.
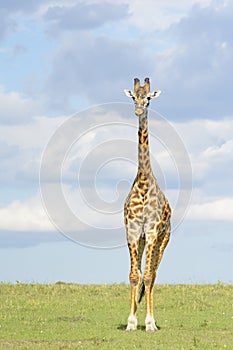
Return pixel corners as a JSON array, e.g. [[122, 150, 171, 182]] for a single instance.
[[137, 109, 152, 175]]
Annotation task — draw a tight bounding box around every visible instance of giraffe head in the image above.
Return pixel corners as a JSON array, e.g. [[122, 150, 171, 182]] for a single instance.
[[124, 78, 161, 116]]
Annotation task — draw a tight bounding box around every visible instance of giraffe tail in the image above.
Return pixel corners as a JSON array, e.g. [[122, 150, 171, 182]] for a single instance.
[[138, 280, 145, 303]]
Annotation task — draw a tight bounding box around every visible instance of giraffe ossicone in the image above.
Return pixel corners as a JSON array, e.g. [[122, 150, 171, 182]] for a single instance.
[[124, 77, 171, 332]]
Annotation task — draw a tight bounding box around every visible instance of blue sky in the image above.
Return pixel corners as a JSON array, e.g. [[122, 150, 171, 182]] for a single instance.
[[0, 0, 233, 284]]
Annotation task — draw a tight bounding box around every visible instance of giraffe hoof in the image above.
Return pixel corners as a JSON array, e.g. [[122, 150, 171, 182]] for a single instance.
[[126, 315, 137, 332], [145, 316, 158, 333]]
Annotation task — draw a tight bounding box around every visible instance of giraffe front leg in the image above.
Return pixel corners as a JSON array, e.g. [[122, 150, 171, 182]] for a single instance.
[[144, 227, 171, 332], [144, 238, 158, 333], [144, 282, 158, 333], [126, 240, 141, 332]]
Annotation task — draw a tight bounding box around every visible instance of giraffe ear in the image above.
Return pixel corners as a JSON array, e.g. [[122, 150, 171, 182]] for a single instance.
[[124, 89, 135, 98], [148, 90, 161, 99]]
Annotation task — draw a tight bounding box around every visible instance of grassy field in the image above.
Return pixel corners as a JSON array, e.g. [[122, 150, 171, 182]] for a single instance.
[[0, 283, 232, 349]]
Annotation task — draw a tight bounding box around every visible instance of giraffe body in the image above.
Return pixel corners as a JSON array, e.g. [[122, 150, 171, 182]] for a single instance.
[[124, 78, 171, 332]]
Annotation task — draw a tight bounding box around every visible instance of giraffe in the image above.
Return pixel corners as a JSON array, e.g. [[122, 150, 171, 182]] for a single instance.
[[124, 77, 171, 332]]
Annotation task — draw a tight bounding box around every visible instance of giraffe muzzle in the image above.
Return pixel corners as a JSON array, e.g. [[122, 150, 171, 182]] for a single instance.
[[135, 106, 144, 116]]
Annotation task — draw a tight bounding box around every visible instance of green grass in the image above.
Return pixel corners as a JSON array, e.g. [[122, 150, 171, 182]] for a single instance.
[[0, 283, 232, 349]]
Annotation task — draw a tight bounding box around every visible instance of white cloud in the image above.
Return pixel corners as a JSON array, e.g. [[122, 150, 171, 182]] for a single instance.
[[0, 9, 17, 40], [0, 194, 54, 231], [43, 0, 208, 32], [45, 32, 152, 112], [127, 0, 212, 30], [44, 2, 129, 32], [1, 0, 232, 122], [39, 0, 233, 120], [201, 140, 233, 162], [0, 115, 65, 148], [61, 184, 125, 230], [176, 118, 233, 151], [0, 86, 42, 124], [0, 116, 65, 187], [172, 118, 233, 174], [153, 1, 233, 120], [187, 198, 233, 221], [0, 0, 49, 13], [151, 117, 233, 224]]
